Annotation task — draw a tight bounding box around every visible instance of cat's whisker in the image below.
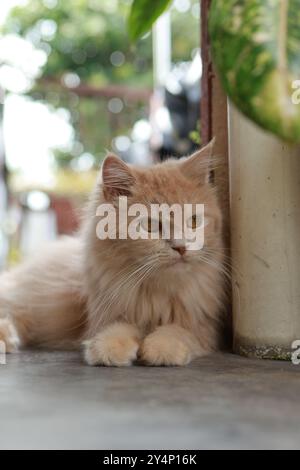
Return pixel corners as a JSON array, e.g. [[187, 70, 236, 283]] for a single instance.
[[201, 258, 232, 285], [202, 247, 242, 281], [91, 256, 161, 330]]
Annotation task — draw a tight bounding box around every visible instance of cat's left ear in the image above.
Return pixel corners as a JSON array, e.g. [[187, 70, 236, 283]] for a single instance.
[[101, 154, 135, 199], [181, 138, 216, 184]]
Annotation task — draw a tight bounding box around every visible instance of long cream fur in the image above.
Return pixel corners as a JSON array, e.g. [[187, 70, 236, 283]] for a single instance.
[[0, 142, 226, 366]]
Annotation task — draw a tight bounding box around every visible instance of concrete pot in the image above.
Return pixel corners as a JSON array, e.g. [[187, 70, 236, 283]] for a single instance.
[[229, 106, 300, 359]]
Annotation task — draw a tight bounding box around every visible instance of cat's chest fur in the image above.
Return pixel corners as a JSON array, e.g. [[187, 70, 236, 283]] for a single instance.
[[86, 261, 223, 340]]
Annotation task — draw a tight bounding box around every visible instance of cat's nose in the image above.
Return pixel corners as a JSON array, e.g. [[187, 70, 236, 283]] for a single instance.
[[172, 246, 186, 256]]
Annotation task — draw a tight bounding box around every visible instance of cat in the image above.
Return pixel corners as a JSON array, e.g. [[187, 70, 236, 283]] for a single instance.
[[0, 140, 226, 366]]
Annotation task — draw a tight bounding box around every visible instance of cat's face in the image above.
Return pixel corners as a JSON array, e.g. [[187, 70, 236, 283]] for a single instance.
[[97, 141, 222, 277]]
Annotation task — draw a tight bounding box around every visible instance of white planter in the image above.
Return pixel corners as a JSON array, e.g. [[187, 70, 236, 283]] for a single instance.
[[229, 106, 300, 359]]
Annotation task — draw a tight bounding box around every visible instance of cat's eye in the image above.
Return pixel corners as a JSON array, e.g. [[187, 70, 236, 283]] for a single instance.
[[187, 214, 203, 230], [141, 217, 161, 233]]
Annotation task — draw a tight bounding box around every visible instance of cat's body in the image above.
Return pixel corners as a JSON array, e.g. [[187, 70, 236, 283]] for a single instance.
[[0, 237, 85, 350], [0, 141, 226, 366]]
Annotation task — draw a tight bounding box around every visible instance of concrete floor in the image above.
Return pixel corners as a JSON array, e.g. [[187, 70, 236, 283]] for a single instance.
[[0, 351, 299, 450]]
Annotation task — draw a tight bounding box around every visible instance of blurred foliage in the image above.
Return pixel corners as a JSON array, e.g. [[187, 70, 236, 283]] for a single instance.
[[128, 0, 172, 41], [128, 0, 200, 55], [3, 0, 153, 86], [172, 2, 200, 62], [10, 167, 98, 195], [2, 0, 200, 168], [54, 168, 98, 194], [210, 0, 300, 143], [3, 0, 200, 85], [189, 120, 201, 145]]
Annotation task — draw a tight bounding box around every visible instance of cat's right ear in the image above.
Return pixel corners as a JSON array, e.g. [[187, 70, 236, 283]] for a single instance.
[[181, 138, 216, 184], [101, 154, 135, 200]]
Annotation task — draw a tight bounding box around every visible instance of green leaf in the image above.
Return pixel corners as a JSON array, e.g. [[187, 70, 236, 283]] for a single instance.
[[128, 0, 173, 41], [209, 0, 300, 143]]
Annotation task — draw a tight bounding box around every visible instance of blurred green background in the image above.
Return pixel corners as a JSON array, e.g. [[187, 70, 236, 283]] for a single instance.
[[0, 0, 201, 266], [1, 0, 200, 170]]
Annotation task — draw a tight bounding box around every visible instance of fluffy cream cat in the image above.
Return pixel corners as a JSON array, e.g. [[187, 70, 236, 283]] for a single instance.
[[0, 140, 226, 366]]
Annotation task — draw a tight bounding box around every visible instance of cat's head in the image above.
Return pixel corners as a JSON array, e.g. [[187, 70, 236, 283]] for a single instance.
[[92, 140, 223, 277]]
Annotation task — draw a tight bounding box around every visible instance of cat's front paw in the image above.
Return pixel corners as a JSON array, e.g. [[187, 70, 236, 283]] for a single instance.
[[85, 335, 139, 367], [0, 318, 20, 353], [84, 323, 141, 367], [140, 331, 192, 366]]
